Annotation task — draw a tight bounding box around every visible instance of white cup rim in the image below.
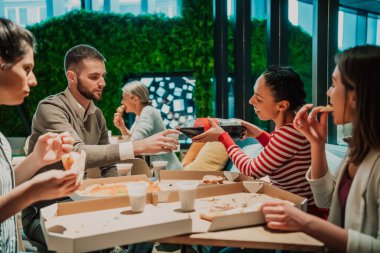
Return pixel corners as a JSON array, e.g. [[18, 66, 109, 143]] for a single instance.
[[152, 161, 168, 166], [176, 181, 199, 190]]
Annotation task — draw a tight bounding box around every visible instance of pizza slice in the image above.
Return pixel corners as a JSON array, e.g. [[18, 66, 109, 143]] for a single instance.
[[61, 151, 86, 184], [201, 175, 224, 184], [319, 104, 334, 112]]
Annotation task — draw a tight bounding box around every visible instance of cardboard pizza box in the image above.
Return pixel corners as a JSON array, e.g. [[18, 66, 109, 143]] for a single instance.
[[159, 170, 254, 184], [155, 170, 255, 202], [70, 174, 152, 201], [154, 181, 307, 232], [40, 195, 192, 253]]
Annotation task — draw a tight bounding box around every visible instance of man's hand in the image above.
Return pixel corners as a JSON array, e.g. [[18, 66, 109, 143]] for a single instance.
[[30, 132, 74, 168], [28, 170, 80, 202], [133, 129, 179, 155], [192, 117, 225, 142]]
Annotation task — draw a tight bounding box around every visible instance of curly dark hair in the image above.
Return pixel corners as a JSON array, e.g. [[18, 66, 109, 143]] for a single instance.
[[262, 66, 306, 112]]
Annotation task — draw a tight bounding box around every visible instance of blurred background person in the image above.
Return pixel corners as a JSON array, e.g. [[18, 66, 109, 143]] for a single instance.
[[114, 80, 182, 170]]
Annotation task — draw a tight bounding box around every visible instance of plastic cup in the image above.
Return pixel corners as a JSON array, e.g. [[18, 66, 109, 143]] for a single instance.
[[167, 133, 180, 152], [176, 181, 199, 211], [127, 181, 149, 213], [116, 163, 133, 176], [152, 161, 168, 181]]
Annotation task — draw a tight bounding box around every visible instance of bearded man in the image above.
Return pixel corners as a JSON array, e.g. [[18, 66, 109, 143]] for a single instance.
[[22, 44, 177, 251]]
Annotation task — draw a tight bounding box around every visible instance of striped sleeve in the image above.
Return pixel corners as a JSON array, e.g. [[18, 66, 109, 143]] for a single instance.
[[219, 125, 308, 178]]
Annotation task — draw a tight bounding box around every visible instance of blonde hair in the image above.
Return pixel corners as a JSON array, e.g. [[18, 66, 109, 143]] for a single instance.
[[122, 80, 151, 105]]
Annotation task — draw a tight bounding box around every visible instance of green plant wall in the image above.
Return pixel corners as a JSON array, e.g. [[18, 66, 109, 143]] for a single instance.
[[0, 1, 312, 137]]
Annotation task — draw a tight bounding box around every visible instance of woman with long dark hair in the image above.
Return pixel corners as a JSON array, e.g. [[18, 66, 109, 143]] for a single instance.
[[262, 45, 380, 252]]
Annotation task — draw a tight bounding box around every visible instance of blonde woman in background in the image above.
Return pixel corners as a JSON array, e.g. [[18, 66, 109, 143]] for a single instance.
[[114, 80, 182, 170]]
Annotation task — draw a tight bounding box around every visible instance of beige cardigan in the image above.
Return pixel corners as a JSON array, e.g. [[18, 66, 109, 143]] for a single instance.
[[307, 149, 380, 252]]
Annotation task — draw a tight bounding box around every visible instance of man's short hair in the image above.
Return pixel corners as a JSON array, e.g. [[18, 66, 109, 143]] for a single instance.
[[64, 44, 105, 73]]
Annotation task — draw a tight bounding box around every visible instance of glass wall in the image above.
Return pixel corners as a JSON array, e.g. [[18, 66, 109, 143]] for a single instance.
[[288, 0, 380, 145], [87, 0, 182, 17], [1, 0, 47, 26], [0, 0, 181, 27]]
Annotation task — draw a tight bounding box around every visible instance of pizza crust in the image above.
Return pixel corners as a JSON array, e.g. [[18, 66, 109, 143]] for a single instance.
[[201, 175, 224, 184], [319, 105, 334, 112], [77, 181, 160, 197]]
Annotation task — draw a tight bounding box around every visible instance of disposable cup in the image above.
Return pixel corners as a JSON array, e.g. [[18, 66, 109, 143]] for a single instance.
[[152, 161, 168, 181], [176, 181, 199, 211], [116, 163, 133, 176], [127, 181, 148, 213], [167, 133, 180, 152]]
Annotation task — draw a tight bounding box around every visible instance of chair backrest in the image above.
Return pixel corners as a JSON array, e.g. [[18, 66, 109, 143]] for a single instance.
[[128, 158, 152, 177], [225, 138, 259, 171]]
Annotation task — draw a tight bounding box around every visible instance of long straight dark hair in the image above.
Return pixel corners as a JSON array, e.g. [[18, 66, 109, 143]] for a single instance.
[[336, 45, 380, 165]]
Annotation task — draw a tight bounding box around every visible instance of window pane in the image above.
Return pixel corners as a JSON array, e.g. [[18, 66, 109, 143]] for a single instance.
[[367, 17, 377, 44], [65, 0, 81, 11], [40, 6, 47, 21], [377, 19, 380, 45], [19, 8, 28, 26], [340, 11, 357, 50], [28, 7, 40, 25], [151, 0, 180, 18], [251, 0, 266, 20], [297, 1, 312, 35], [91, 0, 104, 11], [119, 0, 141, 15], [6, 8, 17, 23]]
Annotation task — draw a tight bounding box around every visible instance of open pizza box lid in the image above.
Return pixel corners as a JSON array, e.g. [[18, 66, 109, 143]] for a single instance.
[[40, 195, 192, 253], [70, 174, 150, 201], [153, 181, 307, 233], [156, 170, 254, 202], [159, 170, 253, 185]]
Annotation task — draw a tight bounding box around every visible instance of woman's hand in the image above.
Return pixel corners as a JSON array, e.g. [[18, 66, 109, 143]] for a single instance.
[[113, 112, 130, 136], [192, 117, 225, 142], [293, 104, 329, 146], [30, 132, 74, 168], [29, 170, 80, 202], [240, 120, 263, 139], [261, 201, 312, 232]]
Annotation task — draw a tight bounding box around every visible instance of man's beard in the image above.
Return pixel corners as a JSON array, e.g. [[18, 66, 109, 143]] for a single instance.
[[77, 79, 102, 101]]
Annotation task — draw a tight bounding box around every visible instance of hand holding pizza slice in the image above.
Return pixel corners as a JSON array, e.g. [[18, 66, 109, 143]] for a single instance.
[[62, 151, 86, 185]]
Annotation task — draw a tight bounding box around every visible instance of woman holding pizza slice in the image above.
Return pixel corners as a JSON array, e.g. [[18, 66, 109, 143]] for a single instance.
[[0, 18, 79, 252], [261, 45, 380, 252], [193, 66, 328, 219]]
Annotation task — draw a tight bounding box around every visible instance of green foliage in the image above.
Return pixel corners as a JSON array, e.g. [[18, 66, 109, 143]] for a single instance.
[[0, 1, 313, 136], [289, 25, 313, 104]]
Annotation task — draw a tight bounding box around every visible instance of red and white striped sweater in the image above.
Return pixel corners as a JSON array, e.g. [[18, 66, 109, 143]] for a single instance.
[[219, 123, 315, 205]]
